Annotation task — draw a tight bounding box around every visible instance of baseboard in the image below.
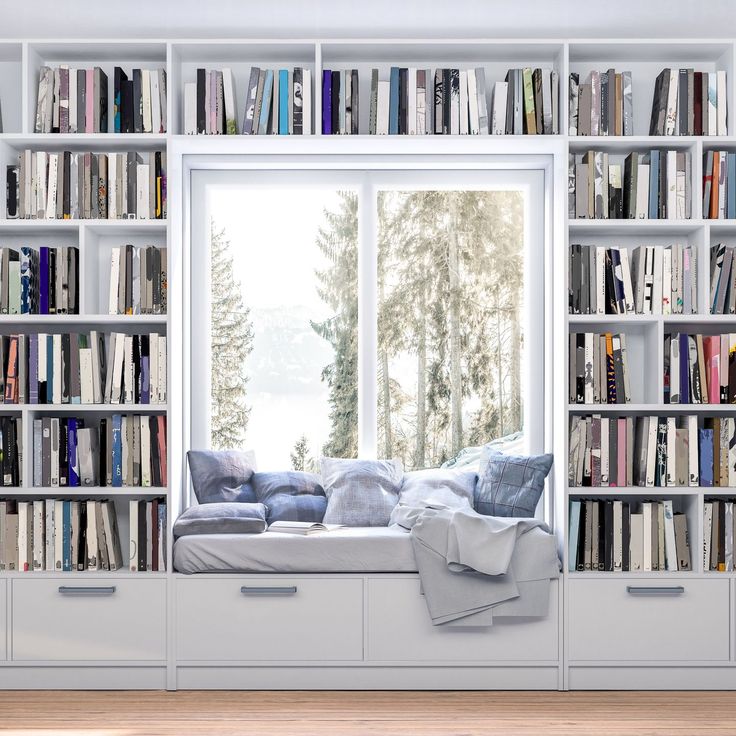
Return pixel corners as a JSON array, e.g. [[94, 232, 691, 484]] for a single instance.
[[0, 666, 167, 689], [568, 666, 736, 690], [175, 665, 561, 690]]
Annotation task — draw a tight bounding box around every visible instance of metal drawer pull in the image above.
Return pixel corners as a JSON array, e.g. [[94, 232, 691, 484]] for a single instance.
[[241, 586, 297, 596], [626, 586, 684, 597], [58, 586, 116, 596]]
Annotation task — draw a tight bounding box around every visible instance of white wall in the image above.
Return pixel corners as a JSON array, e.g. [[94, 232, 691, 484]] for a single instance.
[[3, 0, 736, 40]]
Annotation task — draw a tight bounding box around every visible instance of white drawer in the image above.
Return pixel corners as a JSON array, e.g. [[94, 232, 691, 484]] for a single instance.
[[0, 579, 5, 661], [568, 578, 730, 662], [12, 578, 166, 662], [366, 577, 559, 662], [176, 576, 363, 662]]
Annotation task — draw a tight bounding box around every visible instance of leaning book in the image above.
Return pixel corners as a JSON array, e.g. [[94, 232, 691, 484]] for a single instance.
[[268, 521, 344, 535]]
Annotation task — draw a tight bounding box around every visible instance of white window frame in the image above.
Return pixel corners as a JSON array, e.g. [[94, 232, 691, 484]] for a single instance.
[[183, 152, 554, 520]]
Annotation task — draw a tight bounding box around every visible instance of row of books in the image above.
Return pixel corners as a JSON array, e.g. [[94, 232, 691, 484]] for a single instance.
[[568, 244, 697, 315], [650, 69, 727, 137], [0, 331, 166, 405], [6, 150, 167, 220], [322, 69, 360, 135], [703, 151, 736, 219], [569, 414, 736, 488], [568, 499, 691, 572], [0, 418, 21, 487], [664, 333, 736, 405], [35, 66, 167, 134], [184, 67, 312, 135], [568, 69, 633, 137], [568, 332, 631, 405], [492, 68, 559, 136], [0, 498, 166, 572], [711, 244, 736, 313], [570, 150, 692, 220], [704, 500, 736, 572], [0, 246, 79, 315], [108, 245, 167, 315], [32, 414, 167, 488]]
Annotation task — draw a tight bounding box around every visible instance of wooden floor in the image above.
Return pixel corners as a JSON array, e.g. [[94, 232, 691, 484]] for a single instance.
[[1, 691, 736, 735]]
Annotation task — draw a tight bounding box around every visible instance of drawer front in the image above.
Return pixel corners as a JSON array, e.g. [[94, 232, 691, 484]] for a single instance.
[[0, 579, 5, 661], [568, 578, 730, 662], [366, 577, 559, 662], [176, 577, 363, 662], [12, 578, 166, 662]]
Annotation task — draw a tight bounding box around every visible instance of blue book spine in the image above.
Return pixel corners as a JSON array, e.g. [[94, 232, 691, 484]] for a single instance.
[[68, 418, 79, 487], [29, 334, 38, 404], [20, 248, 31, 314], [62, 501, 71, 571], [700, 428, 714, 486], [729, 153, 736, 219], [279, 69, 288, 135], [568, 500, 581, 572], [389, 66, 400, 135], [46, 335, 53, 403], [322, 70, 332, 134], [112, 414, 123, 487], [648, 150, 659, 219], [258, 70, 273, 134], [39, 248, 49, 314]]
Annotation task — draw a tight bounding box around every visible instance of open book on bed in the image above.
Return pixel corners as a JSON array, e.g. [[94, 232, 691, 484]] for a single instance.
[[268, 521, 345, 535]]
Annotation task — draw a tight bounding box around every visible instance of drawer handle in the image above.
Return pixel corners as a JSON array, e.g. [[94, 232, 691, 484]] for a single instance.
[[240, 586, 297, 596], [626, 586, 684, 597], [58, 586, 117, 596]]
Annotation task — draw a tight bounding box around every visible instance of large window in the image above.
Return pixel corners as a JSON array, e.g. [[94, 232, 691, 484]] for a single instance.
[[191, 167, 545, 471]]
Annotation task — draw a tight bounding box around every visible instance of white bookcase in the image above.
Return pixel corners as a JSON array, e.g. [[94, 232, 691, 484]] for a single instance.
[[0, 35, 735, 690]]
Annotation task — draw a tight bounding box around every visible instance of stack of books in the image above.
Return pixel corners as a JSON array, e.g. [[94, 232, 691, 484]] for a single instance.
[[322, 69, 359, 134], [569, 332, 631, 404], [498, 67, 559, 135], [703, 151, 736, 219], [711, 244, 736, 312], [108, 245, 167, 315], [568, 69, 634, 136], [704, 499, 736, 572], [113, 67, 167, 133], [32, 414, 167, 488]]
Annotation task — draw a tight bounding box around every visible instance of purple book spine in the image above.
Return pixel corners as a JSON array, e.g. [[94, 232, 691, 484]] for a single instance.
[[679, 333, 690, 404], [141, 355, 150, 404], [322, 70, 332, 134], [39, 248, 49, 315], [29, 334, 38, 404], [68, 418, 78, 487]]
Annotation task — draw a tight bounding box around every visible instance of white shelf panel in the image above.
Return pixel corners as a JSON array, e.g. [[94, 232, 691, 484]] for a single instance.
[[0, 570, 166, 578], [18, 486, 167, 495], [568, 403, 736, 412], [18, 404, 168, 412], [0, 314, 167, 325], [0, 133, 167, 149], [567, 486, 715, 494], [568, 219, 704, 234], [568, 136, 701, 152], [0, 219, 167, 230]]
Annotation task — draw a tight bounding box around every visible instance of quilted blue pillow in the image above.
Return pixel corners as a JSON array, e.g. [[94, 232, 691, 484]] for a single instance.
[[187, 450, 257, 504], [475, 450, 553, 518], [251, 471, 327, 523]]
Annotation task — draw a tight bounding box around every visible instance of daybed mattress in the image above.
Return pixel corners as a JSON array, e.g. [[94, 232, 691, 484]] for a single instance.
[[173, 524, 561, 575]]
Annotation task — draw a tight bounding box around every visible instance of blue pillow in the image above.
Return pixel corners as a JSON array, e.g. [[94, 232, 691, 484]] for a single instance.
[[475, 450, 553, 518], [187, 450, 257, 504], [173, 502, 267, 537], [251, 471, 327, 523]]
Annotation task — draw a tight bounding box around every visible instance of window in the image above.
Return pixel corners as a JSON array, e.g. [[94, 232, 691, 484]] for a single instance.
[[190, 166, 545, 471]]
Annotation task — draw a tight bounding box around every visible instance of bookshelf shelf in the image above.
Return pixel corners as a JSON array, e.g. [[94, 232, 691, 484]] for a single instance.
[[568, 403, 736, 412]]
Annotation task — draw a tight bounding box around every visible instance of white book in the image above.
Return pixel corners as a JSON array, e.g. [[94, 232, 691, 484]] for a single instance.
[[90, 330, 103, 404], [475, 67, 489, 135], [132, 247, 141, 315], [129, 499, 138, 571], [376, 80, 390, 135], [666, 150, 677, 219], [37, 332, 47, 392], [79, 349, 94, 404], [458, 70, 468, 135], [123, 335, 134, 404], [665, 68, 678, 135], [717, 70, 727, 135], [630, 513, 643, 571], [729, 418, 736, 487], [662, 247, 672, 314], [150, 332, 160, 404], [52, 334, 62, 404], [108, 153, 117, 219], [87, 500, 98, 570], [222, 67, 237, 134], [600, 416, 609, 486], [618, 248, 635, 314], [104, 333, 116, 403], [141, 69, 152, 133], [45, 499, 55, 571], [613, 500, 623, 571], [68, 68, 77, 133], [184, 82, 197, 134], [407, 68, 417, 135], [642, 502, 653, 571], [32, 500, 44, 570], [50, 418, 60, 486], [726, 502, 734, 572], [140, 419, 152, 487], [636, 163, 650, 218], [136, 164, 150, 219], [151, 69, 162, 134], [662, 499, 677, 571], [18, 502, 29, 571], [272, 69, 279, 134], [467, 70, 479, 135], [645, 415, 657, 487], [158, 335, 167, 403], [109, 248, 121, 314], [708, 72, 718, 136], [594, 246, 605, 314], [490, 81, 507, 135], [584, 333, 594, 404], [45, 153, 58, 219], [651, 247, 663, 315], [111, 332, 126, 403], [54, 499, 63, 569], [302, 69, 312, 136], [688, 415, 699, 486], [146, 501, 153, 571], [670, 336, 680, 403], [703, 502, 713, 571]]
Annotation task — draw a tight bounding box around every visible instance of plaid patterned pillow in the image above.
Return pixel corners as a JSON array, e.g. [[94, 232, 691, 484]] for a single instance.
[[251, 472, 327, 523], [475, 450, 553, 518]]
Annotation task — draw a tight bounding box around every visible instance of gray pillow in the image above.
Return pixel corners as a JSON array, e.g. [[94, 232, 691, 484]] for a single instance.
[[475, 450, 553, 518], [173, 502, 267, 536], [321, 458, 403, 526], [187, 450, 256, 504], [390, 468, 475, 525], [251, 471, 327, 523]]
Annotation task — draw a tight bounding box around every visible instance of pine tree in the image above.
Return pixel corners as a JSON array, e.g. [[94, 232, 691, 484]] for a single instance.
[[210, 222, 254, 450], [290, 434, 311, 471], [311, 191, 359, 458]]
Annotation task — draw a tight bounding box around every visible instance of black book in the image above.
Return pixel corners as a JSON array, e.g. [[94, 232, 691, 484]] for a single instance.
[[351, 69, 359, 134], [122, 80, 134, 134], [98, 69, 108, 133], [331, 71, 340, 134], [655, 418, 667, 486], [125, 244, 133, 314], [576, 501, 586, 571], [569, 243, 581, 313], [132, 68, 142, 133], [597, 501, 606, 570], [608, 174, 623, 218], [604, 500, 614, 571], [622, 502, 630, 571], [504, 69, 515, 135], [1, 417, 12, 486], [10, 418, 19, 487], [48, 249, 56, 314], [293, 67, 303, 135], [61, 333, 71, 402], [59, 418, 68, 487], [196, 68, 206, 134], [150, 416, 161, 486], [6, 165, 18, 218], [434, 69, 443, 134], [623, 153, 638, 219], [604, 249, 617, 314], [133, 335, 141, 403], [62, 151, 71, 218], [442, 69, 451, 134], [579, 245, 590, 314], [77, 502, 87, 570], [138, 499, 147, 571], [68, 248, 79, 314], [600, 71, 609, 136], [398, 68, 408, 134], [658, 151, 667, 218], [113, 67, 128, 133], [718, 500, 726, 569], [650, 69, 667, 135], [608, 418, 617, 484], [533, 68, 544, 135], [575, 333, 585, 403], [90, 154, 99, 220], [77, 69, 86, 133], [99, 417, 107, 486], [678, 69, 688, 136]]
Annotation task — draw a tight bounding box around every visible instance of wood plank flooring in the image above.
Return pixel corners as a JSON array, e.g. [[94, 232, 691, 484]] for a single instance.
[[1, 691, 736, 735]]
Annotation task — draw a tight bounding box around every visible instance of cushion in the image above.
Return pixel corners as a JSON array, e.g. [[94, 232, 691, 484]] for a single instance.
[[321, 458, 403, 526], [173, 502, 267, 537], [251, 471, 327, 523], [187, 450, 257, 504], [475, 450, 553, 518], [389, 468, 475, 525]]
